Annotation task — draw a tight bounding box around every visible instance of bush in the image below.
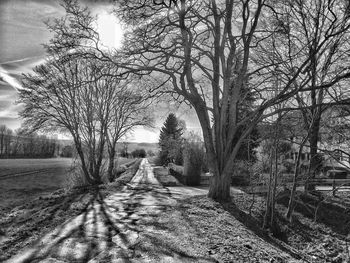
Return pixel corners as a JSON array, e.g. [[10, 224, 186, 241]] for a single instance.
[[147, 150, 155, 157], [120, 149, 129, 158], [282, 160, 294, 173], [168, 163, 185, 184], [65, 159, 90, 189], [183, 141, 204, 186], [158, 138, 184, 165], [231, 160, 251, 186], [60, 145, 73, 158], [131, 148, 146, 158]]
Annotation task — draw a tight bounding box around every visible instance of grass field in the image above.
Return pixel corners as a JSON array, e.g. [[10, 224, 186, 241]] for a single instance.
[[0, 158, 73, 211], [0, 157, 135, 212]]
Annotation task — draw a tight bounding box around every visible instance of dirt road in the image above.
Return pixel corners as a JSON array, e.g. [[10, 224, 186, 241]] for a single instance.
[[5, 158, 212, 263]]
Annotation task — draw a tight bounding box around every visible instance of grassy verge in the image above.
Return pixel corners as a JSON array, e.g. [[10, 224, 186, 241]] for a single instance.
[[104, 158, 142, 192], [133, 194, 299, 262], [153, 166, 182, 186]]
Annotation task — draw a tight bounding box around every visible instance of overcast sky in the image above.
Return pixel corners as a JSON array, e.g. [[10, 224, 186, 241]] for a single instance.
[[0, 0, 201, 142]]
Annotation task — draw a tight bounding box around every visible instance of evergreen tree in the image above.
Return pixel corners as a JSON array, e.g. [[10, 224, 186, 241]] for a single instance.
[[158, 113, 184, 165]]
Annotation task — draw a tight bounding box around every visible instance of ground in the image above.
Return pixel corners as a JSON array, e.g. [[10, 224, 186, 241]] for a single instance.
[[1, 158, 349, 262]]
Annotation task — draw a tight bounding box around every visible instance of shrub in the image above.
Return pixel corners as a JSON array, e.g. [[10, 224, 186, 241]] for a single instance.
[[120, 149, 129, 158], [231, 160, 251, 186], [60, 145, 73, 158], [158, 137, 184, 165], [131, 148, 146, 158], [65, 159, 90, 189], [282, 160, 294, 173], [168, 163, 185, 184], [147, 150, 155, 156], [183, 141, 204, 186]]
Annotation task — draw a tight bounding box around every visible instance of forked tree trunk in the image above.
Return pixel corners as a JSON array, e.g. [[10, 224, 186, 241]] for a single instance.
[[76, 146, 96, 185], [73, 138, 102, 185]]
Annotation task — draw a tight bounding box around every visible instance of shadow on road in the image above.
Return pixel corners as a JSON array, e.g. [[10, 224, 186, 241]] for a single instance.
[[6, 184, 215, 263]]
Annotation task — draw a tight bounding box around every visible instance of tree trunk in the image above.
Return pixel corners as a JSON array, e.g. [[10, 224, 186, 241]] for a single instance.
[[286, 138, 307, 221], [107, 150, 116, 182], [263, 147, 274, 229], [306, 117, 321, 191], [74, 140, 97, 185], [270, 141, 279, 227], [208, 171, 231, 201]]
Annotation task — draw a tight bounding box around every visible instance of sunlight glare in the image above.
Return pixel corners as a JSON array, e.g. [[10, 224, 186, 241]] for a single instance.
[[96, 11, 123, 50]]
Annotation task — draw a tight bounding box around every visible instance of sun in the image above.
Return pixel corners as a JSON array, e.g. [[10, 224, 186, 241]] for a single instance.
[[96, 11, 123, 50]]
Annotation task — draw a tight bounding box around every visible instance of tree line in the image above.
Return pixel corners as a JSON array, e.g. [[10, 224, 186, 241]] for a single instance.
[[0, 125, 56, 158]]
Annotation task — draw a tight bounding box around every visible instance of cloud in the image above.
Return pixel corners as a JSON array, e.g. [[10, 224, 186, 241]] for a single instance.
[[0, 104, 21, 119], [0, 116, 21, 131], [0, 65, 23, 91]]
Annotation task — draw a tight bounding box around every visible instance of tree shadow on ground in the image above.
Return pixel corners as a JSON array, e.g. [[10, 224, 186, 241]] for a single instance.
[[5, 185, 216, 263]]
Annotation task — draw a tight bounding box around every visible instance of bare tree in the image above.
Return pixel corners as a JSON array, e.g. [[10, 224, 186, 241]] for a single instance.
[[105, 82, 153, 181], [20, 56, 119, 184]]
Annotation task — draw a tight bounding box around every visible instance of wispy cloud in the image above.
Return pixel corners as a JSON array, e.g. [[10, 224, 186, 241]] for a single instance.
[[0, 104, 21, 119], [0, 65, 23, 91], [0, 56, 43, 66]]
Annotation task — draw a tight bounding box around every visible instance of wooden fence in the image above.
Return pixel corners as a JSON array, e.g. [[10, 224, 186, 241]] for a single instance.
[[308, 178, 350, 196]]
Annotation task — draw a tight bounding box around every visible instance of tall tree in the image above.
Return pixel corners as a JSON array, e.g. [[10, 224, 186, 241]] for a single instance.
[[158, 113, 183, 165], [20, 57, 113, 184]]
